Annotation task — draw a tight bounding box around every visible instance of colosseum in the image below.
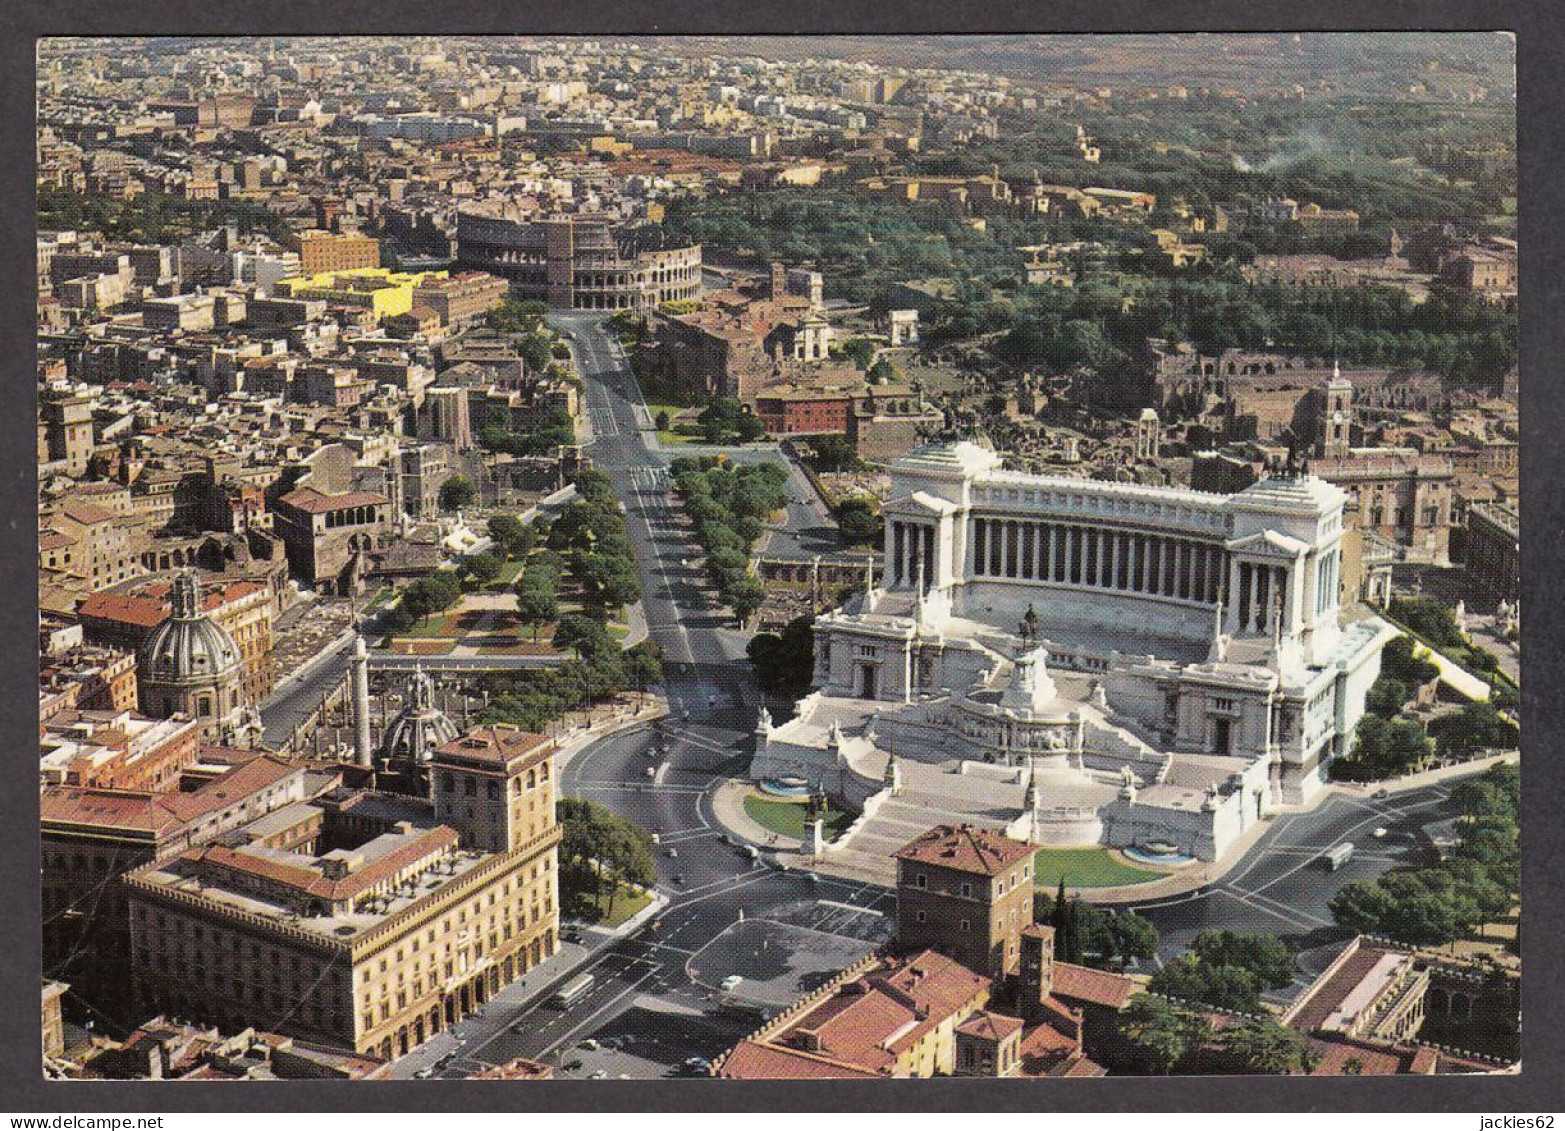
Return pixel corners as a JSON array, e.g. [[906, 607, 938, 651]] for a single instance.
[[456, 210, 701, 311]]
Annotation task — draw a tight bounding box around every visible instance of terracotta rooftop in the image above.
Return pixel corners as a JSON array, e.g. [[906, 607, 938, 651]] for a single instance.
[[188, 824, 460, 902], [718, 1040, 881, 1080], [955, 1010, 1024, 1043], [778, 949, 991, 1073], [77, 579, 264, 629], [893, 823, 1035, 876], [1050, 962, 1140, 1011], [432, 726, 553, 770], [276, 486, 390, 514], [59, 500, 116, 526], [41, 754, 299, 837]]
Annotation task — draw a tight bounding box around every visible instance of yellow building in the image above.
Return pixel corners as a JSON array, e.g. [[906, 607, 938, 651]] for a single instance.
[[277, 268, 449, 322], [125, 726, 561, 1059]]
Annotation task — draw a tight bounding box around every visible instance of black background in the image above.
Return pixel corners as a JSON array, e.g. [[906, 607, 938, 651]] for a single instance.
[[3, 0, 1559, 1112]]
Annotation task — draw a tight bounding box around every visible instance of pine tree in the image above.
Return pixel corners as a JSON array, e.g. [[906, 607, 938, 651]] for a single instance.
[[1051, 879, 1070, 957]]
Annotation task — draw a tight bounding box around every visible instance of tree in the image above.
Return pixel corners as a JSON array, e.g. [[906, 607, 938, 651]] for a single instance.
[[806, 434, 861, 473], [514, 567, 560, 640], [1331, 714, 1433, 782], [1105, 909, 1161, 964], [555, 799, 657, 921], [487, 514, 535, 558], [867, 357, 900, 384], [836, 497, 882, 546], [438, 475, 476, 513], [727, 574, 766, 626], [553, 613, 615, 660], [1218, 1017, 1319, 1075], [1148, 955, 1265, 1013], [1051, 880, 1074, 962], [1428, 701, 1518, 758], [400, 571, 462, 623], [460, 551, 503, 586], [748, 616, 816, 700], [1115, 995, 1210, 1075], [1190, 932, 1295, 990], [837, 337, 878, 370]]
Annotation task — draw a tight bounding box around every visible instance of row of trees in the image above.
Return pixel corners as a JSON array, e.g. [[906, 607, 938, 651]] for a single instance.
[[1115, 996, 1319, 1076], [477, 638, 665, 735], [556, 798, 658, 924], [1391, 596, 1515, 698], [990, 279, 1516, 387], [1330, 762, 1519, 947], [546, 469, 642, 619], [669, 456, 790, 624], [380, 571, 463, 634], [479, 405, 577, 458]]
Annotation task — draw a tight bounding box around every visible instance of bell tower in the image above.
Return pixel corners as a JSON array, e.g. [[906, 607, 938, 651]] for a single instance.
[[1320, 366, 1353, 460]]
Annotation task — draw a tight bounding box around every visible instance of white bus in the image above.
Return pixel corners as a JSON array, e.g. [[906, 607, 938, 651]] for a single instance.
[[551, 972, 596, 1008], [1324, 842, 1355, 870]]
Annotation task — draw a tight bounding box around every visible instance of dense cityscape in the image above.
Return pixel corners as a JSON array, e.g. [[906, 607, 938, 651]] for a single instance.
[[36, 34, 1518, 1082]]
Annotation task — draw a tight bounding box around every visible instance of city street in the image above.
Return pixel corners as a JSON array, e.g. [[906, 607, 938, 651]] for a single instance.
[[1127, 780, 1464, 1001], [382, 313, 896, 1079], [390, 313, 1499, 1077]]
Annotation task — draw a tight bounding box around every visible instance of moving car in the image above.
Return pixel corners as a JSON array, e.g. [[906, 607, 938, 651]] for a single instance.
[[1372, 827, 1389, 839]]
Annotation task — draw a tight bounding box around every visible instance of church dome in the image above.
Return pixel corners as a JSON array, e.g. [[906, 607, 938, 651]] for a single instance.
[[380, 667, 461, 765], [139, 571, 243, 686]]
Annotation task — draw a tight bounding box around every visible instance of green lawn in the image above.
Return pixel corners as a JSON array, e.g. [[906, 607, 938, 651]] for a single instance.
[[743, 795, 852, 840], [397, 613, 459, 639], [1032, 847, 1166, 889], [485, 559, 526, 589], [646, 403, 704, 446], [583, 883, 653, 928]]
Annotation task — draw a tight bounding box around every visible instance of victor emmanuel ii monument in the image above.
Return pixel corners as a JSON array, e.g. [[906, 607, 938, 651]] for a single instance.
[[752, 440, 1396, 877]]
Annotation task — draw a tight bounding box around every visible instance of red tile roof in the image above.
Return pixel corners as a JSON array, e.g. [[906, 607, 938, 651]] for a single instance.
[[189, 824, 459, 902], [718, 1040, 882, 1080], [1050, 962, 1139, 1010], [433, 726, 552, 770], [77, 579, 265, 629], [41, 755, 298, 837], [60, 501, 115, 526], [769, 949, 992, 1073], [955, 1010, 1024, 1043], [894, 824, 1035, 876], [277, 486, 389, 514]]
